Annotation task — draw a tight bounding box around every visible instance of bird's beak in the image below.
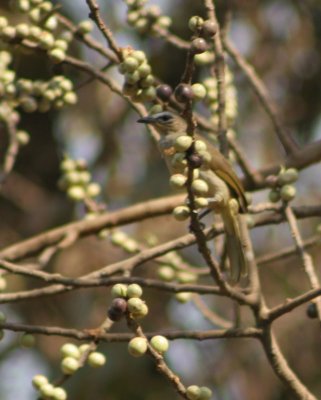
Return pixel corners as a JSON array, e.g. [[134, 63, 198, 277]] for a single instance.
[[137, 116, 156, 124]]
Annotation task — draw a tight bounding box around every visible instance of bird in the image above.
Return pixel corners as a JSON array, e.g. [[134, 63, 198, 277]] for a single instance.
[[137, 111, 247, 282]]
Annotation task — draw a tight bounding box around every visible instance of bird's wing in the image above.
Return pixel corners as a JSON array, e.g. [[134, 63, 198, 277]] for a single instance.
[[201, 136, 248, 212]]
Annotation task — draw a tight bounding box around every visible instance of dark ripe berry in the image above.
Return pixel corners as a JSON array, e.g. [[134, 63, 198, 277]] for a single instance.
[[174, 83, 194, 103], [306, 303, 318, 319], [187, 152, 203, 168], [201, 20, 217, 38], [111, 298, 127, 313], [190, 38, 208, 55], [107, 297, 127, 321], [107, 308, 123, 321], [156, 84, 173, 101]]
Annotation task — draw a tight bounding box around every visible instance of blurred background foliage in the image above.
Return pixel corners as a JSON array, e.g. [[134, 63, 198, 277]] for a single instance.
[[0, 0, 321, 399]]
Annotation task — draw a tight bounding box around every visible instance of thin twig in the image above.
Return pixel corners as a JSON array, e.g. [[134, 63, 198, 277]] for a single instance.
[[85, 0, 122, 60], [284, 205, 321, 324]]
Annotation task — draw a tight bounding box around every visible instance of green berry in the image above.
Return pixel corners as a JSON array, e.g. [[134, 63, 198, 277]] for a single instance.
[[61, 343, 80, 359], [186, 385, 201, 400], [62, 92, 78, 105], [194, 140, 207, 152], [137, 63, 151, 77], [20, 97, 37, 113], [175, 292, 192, 303], [174, 135, 193, 152], [127, 297, 145, 314], [78, 20, 93, 34], [124, 56, 139, 72], [110, 231, 128, 245], [125, 70, 140, 84], [127, 11, 140, 26], [150, 335, 169, 354], [192, 83, 207, 100], [40, 383, 55, 398], [128, 337, 148, 357], [54, 39, 68, 51], [67, 185, 86, 201], [61, 158, 76, 172], [268, 189, 280, 203], [140, 74, 155, 88], [16, 23, 30, 37], [278, 168, 299, 185], [2, 26, 16, 40], [173, 205, 190, 221], [61, 356, 79, 375], [29, 8, 41, 23], [132, 303, 148, 319], [280, 185, 296, 202], [127, 284, 143, 298], [157, 16, 172, 29], [191, 179, 209, 196], [44, 16, 58, 31], [39, 32, 55, 49], [17, 130, 30, 146], [122, 238, 139, 253], [157, 266, 175, 281], [79, 344, 91, 354], [149, 104, 163, 115], [140, 87, 156, 101], [18, 0, 30, 12], [199, 386, 212, 399], [39, 2, 53, 13], [32, 374, 48, 389], [19, 333, 35, 348], [169, 174, 187, 189], [176, 271, 197, 284], [52, 387, 67, 400], [59, 79, 73, 92], [0, 17, 8, 30], [88, 352, 106, 367], [131, 50, 146, 64], [49, 48, 66, 63], [111, 283, 128, 298], [188, 16, 204, 32], [194, 51, 215, 66], [194, 197, 209, 208], [65, 171, 81, 185], [28, 26, 41, 39]]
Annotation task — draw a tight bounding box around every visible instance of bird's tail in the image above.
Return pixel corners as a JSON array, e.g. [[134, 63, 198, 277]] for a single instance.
[[220, 200, 247, 283]]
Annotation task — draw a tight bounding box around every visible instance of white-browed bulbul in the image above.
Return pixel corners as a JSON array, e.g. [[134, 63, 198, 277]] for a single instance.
[[137, 111, 247, 282]]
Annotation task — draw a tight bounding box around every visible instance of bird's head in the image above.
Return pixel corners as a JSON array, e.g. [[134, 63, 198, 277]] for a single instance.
[[137, 111, 187, 136]]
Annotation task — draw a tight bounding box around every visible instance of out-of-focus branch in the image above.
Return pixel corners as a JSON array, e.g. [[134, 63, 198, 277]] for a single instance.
[[203, 0, 228, 156], [223, 39, 299, 156], [260, 328, 317, 400], [0, 320, 262, 341]]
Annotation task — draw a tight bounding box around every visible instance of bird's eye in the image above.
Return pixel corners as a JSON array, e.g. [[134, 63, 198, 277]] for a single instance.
[[158, 114, 172, 122]]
